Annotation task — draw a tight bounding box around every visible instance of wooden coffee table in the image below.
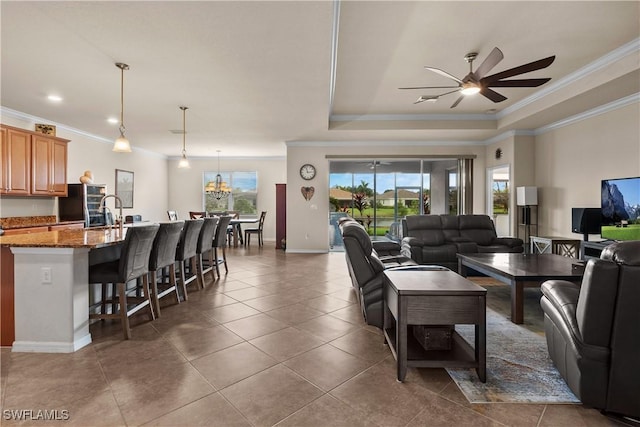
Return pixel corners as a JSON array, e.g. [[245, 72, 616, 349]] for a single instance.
[[457, 253, 584, 324], [383, 269, 486, 383]]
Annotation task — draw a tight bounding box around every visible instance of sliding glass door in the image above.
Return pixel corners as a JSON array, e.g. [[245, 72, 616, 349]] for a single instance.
[[330, 158, 465, 250]]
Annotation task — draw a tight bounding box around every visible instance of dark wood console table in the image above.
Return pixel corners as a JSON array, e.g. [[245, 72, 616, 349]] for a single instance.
[[383, 269, 486, 383]]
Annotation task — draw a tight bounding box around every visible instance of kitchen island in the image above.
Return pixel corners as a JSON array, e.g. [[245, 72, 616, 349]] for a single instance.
[[0, 228, 125, 352]]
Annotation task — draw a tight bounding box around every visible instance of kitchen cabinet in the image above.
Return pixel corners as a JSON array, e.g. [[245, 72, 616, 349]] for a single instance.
[[0, 124, 69, 197], [0, 125, 31, 195], [31, 134, 68, 196]]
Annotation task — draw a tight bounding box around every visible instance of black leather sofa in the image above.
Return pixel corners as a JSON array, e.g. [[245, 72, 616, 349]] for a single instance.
[[401, 214, 523, 270], [340, 219, 431, 328], [540, 241, 640, 418]]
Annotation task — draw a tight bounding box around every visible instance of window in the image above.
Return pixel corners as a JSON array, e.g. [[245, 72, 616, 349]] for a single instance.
[[447, 169, 458, 215], [203, 171, 257, 215]]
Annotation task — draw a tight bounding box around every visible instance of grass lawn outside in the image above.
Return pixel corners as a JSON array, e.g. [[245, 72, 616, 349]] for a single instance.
[[601, 224, 640, 240]]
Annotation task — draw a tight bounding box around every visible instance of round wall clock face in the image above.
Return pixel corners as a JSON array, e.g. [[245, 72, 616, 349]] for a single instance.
[[300, 163, 316, 180]]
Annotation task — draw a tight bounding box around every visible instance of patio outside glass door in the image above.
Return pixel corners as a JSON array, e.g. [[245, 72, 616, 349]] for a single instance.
[[487, 165, 511, 237]]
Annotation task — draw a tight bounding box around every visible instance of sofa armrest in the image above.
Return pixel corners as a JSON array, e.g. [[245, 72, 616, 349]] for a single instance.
[[372, 240, 401, 253], [493, 237, 524, 248], [402, 236, 423, 247]]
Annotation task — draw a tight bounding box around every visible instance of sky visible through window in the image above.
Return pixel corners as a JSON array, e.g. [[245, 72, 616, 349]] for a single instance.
[[330, 173, 430, 192]]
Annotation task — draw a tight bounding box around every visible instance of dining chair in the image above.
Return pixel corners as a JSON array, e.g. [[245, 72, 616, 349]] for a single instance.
[[89, 224, 160, 339], [196, 217, 219, 286], [244, 211, 267, 247], [175, 219, 204, 300], [148, 221, 184, 317], [212, 215, 232, 276], [167, 210, 178, 221], [189, 211, 206, 219]]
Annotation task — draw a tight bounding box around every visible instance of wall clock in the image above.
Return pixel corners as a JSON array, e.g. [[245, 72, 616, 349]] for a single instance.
[[300, 163, 316, 180]]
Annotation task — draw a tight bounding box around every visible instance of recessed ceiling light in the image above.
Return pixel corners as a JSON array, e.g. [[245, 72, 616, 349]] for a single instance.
[[107, 117, 119, 124], [47, 95, 63, 102]]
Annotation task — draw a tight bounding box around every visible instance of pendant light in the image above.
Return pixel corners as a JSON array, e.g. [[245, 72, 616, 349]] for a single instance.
[[204, 150, 231, 199], [113, 62, 132, 152], [177, 106, 190, 168]]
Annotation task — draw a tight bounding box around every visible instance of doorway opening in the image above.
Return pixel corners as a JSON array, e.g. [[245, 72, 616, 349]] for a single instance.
[[487, 165, 511, 237]]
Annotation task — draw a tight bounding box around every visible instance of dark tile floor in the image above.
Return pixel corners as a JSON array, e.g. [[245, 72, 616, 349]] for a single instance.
[[0, 248, 634, 426]]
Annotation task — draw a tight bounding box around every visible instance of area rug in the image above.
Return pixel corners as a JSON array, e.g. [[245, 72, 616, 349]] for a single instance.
[[446, 306, 579, 404]]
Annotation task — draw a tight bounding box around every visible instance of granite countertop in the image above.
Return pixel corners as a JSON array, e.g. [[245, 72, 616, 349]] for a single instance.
[[0, 216, 85, 230], [0, 228, 126, 249]]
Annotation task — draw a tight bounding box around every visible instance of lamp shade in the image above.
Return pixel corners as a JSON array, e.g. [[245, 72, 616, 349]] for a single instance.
[[516, 186, 538, 206]]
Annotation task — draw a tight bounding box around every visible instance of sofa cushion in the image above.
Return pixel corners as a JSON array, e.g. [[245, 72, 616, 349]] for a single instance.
[[458, 215, 496, 246], [440, 215, 461, 241], [404, 215, 445, 246]]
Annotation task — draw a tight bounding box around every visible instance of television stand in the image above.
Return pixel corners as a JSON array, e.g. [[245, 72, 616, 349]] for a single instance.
[[581, 240, 614, 261]]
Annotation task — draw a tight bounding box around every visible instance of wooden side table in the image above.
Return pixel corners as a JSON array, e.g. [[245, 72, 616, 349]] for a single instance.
[[530, 236, 581, 258], [383, 269, 486, 382]]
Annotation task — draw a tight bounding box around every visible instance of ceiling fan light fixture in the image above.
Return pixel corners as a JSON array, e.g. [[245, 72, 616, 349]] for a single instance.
[[460, 83, 481, 96]]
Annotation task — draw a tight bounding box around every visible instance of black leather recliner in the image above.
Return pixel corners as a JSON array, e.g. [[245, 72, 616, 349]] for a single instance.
[[340, 219, 447, 328], [540, 241, 640, 418]]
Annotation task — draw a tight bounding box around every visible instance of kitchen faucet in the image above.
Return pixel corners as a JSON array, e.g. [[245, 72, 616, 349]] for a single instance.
[[99, 194, 124, 235]]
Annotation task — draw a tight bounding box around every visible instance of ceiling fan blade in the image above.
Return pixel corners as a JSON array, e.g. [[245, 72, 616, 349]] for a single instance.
[[424, 67, 464, 84], [399, 85, 459, 90], [480, 87, 507, 103], [414, 95, 438, 104], [473, 47, 504, 80], [450, 95, 464, 108], [482, 55, 556, 83], [485, 78, 551, 87]]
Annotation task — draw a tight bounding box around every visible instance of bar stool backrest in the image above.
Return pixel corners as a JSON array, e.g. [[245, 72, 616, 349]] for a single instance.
[[176, 219, 204, 261], [197, 217, 219, 253], [119, 224, 160, 283], [213, 215, 232, 248], [149, 221, 184, 271]]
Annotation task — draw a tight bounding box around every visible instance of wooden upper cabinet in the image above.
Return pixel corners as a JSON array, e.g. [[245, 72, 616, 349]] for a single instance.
[[0, 126, 31, 195], [31, 134, 68, 196], [0, 124, 68, 197]]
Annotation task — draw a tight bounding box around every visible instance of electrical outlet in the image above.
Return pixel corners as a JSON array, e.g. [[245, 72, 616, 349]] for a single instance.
[[41, 267, 52, 284]]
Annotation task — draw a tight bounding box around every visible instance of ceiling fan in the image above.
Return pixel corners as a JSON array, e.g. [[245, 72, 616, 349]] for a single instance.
[[400, 47, 555, 108]]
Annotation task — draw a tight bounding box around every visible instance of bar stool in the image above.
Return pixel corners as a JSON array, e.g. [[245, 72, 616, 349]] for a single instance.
[[175, 219, 204, 300], [148, 221, 184, 317], [89, 224, 160, 340], [212, 215, 232, 277], [196, 217, 219, 287]]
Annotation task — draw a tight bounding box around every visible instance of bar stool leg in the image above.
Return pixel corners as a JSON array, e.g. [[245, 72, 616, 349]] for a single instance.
[[141, 274, 155, 320], [178, 260, 189, 301], [169, 263, 180, 304], [118, 282, 131, 340]]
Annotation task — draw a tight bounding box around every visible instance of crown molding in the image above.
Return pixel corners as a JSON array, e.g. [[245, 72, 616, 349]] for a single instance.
[[498, 37, 640, 119], [285, 139, 486, 147], [1, 106, 167, 159], [329, 113, 495, 122]]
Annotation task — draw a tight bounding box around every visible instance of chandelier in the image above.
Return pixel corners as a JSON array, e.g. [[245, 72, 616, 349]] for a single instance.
[[205, 150, 231, 200]]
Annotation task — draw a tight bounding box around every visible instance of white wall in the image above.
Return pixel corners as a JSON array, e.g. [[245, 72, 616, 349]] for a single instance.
[[534, 102, 640, 239], [167, 156, 286, 242], [285, 143, 486, 252], [1, 111, 169, 222]]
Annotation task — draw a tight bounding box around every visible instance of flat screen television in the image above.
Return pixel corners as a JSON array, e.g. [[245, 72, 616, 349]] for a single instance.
[[601, 176, 640, 241]]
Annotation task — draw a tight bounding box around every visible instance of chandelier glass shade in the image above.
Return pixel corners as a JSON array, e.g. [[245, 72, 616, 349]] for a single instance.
[[205, 150, 231, 200], [113, 63, 132, 152]]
